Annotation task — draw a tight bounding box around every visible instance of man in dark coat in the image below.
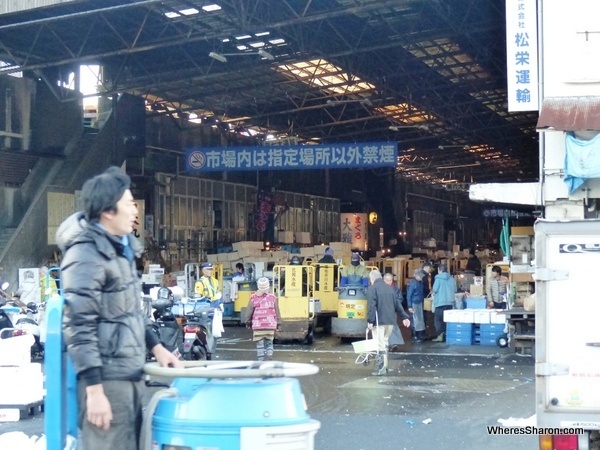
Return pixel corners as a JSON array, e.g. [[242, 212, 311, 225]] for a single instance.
[[366, 270, 410, 376], [58, 167, 181, 450]]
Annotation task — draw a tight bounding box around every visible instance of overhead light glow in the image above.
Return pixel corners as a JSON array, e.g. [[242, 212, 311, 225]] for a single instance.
[[164, 12, 180, 18], [256, 31, 270, 37], [222, 38, 230, 43], [180, 8, 199, 15], [249, 42, 265, 48], [269, 38, 285, 45], [235, 35, 252, 40], [236, 45, 248, 51], [202, 4, 222, 12]]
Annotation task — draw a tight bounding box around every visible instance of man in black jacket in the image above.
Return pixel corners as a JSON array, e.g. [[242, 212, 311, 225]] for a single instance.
[[366, 270, 411, 376], [58, 167, 181, 450]]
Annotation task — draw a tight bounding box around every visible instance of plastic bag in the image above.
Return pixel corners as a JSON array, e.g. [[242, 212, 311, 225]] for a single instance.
[[212, 308, 224, 337]]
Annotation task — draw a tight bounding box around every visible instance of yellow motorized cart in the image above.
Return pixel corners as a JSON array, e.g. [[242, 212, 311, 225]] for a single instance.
[[310, 262, 340, 334], [273, 264, 316, 344]]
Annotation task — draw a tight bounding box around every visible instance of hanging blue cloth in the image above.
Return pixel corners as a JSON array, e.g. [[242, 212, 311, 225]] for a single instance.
[[564, 132, 600, 194]]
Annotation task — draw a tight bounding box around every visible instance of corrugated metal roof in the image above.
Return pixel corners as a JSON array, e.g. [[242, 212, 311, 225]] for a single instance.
[[537, 97, 600, 131], [0, 0, 78, 15]]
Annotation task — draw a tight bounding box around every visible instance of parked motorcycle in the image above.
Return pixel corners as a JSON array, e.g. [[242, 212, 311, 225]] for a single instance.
[[149, 287, 183, 360], [181, 297, 216, 361]]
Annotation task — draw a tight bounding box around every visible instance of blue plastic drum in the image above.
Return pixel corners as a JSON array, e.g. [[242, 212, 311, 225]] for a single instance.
[[152, 376, 319, 449]]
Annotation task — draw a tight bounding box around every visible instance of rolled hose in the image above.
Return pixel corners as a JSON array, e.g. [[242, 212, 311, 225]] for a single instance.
[[144, 360, 319, 379], [140, 387, 179, 450]]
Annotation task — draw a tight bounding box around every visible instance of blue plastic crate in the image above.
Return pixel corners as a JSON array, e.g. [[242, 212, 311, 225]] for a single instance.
[[480, 323, 505, 334], [465, 297, 486, 309], [480, 331, 504, 341], [446, 335, 475, 345], [446, 322, 474, 332], [446, 329, 475, 338], [480, 337, 499, 346]]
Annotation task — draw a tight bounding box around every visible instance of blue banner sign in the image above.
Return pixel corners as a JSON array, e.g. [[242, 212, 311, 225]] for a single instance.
[[185, 142, 398, 172]]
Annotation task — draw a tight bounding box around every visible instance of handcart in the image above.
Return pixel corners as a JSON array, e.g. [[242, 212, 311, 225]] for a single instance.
[[351, 328, 379, 366]]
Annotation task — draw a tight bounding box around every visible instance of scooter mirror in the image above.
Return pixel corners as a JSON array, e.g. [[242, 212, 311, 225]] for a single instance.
[[1, 282, 8, 290]]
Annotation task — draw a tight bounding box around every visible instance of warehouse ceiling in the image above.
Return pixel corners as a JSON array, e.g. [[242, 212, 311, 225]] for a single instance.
[[0, 0, 539, 190]]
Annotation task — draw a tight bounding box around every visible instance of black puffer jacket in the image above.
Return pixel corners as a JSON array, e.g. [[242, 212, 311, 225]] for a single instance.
[[56, 213, 160, 385]]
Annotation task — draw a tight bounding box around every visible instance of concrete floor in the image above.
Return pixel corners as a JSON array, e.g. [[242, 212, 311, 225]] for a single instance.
[[0, 323, 537, 449]]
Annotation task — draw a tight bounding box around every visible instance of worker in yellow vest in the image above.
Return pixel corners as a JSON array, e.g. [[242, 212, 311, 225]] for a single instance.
[[195, 262, 222, 303]]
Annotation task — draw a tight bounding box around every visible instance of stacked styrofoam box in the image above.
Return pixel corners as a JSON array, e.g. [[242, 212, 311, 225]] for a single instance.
[[0, 335, 44, 419], [232, 241, 264, 251], [278, 231, 295, 243], [0, 363, 44, 406], [295, 232, 311, 244], [490, 311, 507, 324], [207, 254, 219, 263], [473, 309, 491, 324], [300, 247, 315, 257]]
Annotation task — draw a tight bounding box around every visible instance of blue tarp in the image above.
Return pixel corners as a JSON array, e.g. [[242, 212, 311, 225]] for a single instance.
[[564, 132, 600, 194]]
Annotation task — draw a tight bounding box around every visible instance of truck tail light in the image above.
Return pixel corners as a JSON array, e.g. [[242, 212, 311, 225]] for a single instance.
[[540, 434, 578, 450]]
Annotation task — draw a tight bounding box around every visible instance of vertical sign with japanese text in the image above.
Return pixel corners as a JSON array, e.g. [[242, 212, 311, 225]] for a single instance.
[[506, 0, 539, 112], [340, 213, 368, 250]]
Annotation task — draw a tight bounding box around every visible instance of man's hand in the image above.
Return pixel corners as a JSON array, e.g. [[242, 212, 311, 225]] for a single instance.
[[401, 318, 411, 328], [408, 308, 414, 314], [367, 323, 374, 330], [86, 384, 112, 430], [152, 344, 184, 368]]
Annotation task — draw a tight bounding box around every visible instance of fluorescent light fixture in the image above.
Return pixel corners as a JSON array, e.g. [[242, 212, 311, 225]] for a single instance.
[[202, 4, 222, 12], [249, 42, 265, 48], [236, 45, 248, 50], [437, 162, 481, 170], [438, 144, 470, 150], [189, 112, 198, 119], [326, 98, 372, 106], [235, 35, 252, 40], [269, 38, 285, 44], [209, 49, 275, 62], [256, 31, 270, 37], [257, 49, 274, 60], [389, 124, 429, 131], [209, 52, 227, 62], [164, 12, 180, 18], [222, 38, 230, 43], [180, 8, 199, 15]]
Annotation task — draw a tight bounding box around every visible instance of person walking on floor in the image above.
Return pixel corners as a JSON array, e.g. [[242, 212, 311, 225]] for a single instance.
[[382, 272, 410, 351], [366, 270, 411, 376], [243, 277, 281, 361], [407, 269, 427, 342], [431, 264, 457, 342], [57, 166, 181, 450]]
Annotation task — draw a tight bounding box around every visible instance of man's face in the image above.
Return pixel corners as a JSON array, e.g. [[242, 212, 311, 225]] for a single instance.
[[203, 268, 214, 277], [101, 189, 137, 236]]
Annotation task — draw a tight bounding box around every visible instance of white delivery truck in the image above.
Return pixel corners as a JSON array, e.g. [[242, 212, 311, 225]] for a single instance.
[[534, 220, 600, 449]]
